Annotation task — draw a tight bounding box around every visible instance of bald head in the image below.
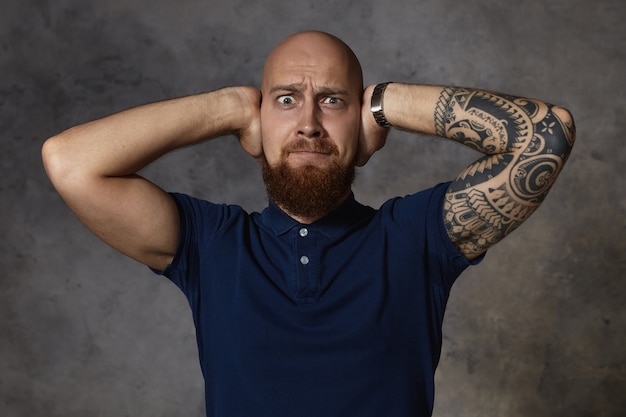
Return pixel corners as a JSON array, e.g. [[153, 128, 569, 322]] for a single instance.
[[262, 31, 363, 94]]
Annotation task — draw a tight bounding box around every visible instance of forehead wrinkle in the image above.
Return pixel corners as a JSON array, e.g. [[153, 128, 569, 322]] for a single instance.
[[269, 82, 350, 97], [269, 82, 305, 94]]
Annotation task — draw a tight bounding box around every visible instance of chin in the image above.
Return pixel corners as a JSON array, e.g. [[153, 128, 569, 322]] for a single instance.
[[262, 157, 355, 220]]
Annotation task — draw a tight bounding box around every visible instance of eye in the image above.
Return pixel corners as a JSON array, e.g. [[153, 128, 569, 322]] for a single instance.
[[322, 96, 342, 105], [277, 95, 295, 105]]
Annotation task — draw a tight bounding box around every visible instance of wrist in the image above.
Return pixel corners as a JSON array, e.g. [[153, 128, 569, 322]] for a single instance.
[[213, 87, 260, 135], [370, 82, 393, 128]]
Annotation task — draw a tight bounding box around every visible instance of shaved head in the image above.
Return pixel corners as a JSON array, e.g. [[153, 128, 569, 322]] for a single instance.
[[262, 31, 363, 95]]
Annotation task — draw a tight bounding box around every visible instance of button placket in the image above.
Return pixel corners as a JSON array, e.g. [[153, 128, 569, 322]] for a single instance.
[[293, 226, 319, 303], [299, 228, 310, 266]]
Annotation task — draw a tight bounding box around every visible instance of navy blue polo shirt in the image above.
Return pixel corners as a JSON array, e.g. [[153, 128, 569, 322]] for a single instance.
[[157, 182, 474, 417]]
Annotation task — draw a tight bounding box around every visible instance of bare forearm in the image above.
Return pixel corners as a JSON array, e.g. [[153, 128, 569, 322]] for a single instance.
[[42, 87, 256, 180]]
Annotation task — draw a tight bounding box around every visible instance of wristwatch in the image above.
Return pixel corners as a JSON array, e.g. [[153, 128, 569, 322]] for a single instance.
[[370, 82, 393, 128]]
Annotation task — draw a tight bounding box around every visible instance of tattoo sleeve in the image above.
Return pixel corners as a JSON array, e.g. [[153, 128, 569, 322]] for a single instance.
[[436, 87, 576, 259]]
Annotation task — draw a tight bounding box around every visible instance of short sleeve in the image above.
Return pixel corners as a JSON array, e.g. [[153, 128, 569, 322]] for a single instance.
[[384, 182, 483, 292], [151, 193, 229, 296]]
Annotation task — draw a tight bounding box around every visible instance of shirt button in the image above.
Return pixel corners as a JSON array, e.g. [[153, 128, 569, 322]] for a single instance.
[[300, 256, 309, 265], [299, 228, 308, 237]]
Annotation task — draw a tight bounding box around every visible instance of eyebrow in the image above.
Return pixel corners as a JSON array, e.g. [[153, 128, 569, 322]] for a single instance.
[[269, 83, 350, 97]]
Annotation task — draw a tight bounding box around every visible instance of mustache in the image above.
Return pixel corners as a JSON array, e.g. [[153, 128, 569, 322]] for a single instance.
[[282, 138, 339, 155]]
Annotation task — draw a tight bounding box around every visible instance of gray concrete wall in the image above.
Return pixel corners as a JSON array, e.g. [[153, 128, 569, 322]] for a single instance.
[[2, 0, 624, 416]]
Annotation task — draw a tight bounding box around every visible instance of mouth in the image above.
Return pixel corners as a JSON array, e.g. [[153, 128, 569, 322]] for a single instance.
[[284, 139, 337, 155], [281, 139, 339, 166], [289, 149, 331, 156], [286, 150, 331, 165]]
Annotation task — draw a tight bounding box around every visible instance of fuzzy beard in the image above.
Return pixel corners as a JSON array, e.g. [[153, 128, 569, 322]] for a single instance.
[[261, 139, 355, 221]]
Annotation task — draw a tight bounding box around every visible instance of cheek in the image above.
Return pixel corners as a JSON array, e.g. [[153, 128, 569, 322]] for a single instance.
[[260, 112, 287, 164], [328, 119, 360, 158]]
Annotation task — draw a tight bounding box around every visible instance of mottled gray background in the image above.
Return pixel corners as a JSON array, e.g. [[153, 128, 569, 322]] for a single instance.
[[2, 0, 624, 416]]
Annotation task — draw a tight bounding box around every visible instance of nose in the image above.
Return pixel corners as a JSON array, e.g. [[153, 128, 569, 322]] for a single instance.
[[297, 101, 323, 139]]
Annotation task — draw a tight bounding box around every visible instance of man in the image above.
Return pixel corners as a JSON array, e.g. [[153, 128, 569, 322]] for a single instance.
[[42, 31, 575, 416]]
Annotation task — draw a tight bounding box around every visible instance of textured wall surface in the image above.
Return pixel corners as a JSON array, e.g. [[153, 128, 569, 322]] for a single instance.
[[2, 0, 624, 416]]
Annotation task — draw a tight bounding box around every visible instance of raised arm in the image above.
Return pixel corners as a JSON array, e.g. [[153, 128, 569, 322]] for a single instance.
[[42, 87, 262, 271], [368, 82, 576, 260]]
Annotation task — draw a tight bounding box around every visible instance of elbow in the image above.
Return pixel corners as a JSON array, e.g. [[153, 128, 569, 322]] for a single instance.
[[41, 131, 78, 192], [549, 105, 576, 158], [42, 135, 63, 184]]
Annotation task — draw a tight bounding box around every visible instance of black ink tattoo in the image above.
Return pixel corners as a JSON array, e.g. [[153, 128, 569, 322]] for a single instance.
[[437, 88, 575, 259]]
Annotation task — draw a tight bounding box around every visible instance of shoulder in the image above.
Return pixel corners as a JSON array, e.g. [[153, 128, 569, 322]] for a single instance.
[[378, 182, 451, 221], [170, 193, 252, 235], [374, 182, 455, 253]]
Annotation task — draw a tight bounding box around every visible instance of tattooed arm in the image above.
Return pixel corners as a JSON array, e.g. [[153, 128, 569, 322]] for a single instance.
[[378, 83, 576, 260]]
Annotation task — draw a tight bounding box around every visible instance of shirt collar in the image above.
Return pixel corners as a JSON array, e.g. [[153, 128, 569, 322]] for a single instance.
[[261, 193, 375, 239]]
